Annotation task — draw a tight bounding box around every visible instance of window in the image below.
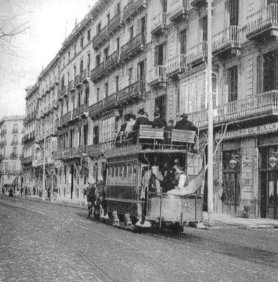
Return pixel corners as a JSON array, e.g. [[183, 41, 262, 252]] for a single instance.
[[227, 66, 238, 102], [93, 126, 99, 144], [5, 162, 8, 172], [180, 29, 187, 54], [66, 99, 69, 112], [78, 91, 81, 107], [107, 13, 110, 22], [97, 22, 101, 33], [128, 67, 133, 83], [263, 51, 278, 92], [201, 16, 208, 41], [116, 37, 120, 54], [80, 36, 84, 49], [87, 29, 91, 41], [102, 116, 115, 142], [97, 88, 100, 102], [80, 59, 83, 73], [115, 2, 120, 14], [74, 44, 77, 55], [96, 54, 100, 67], [87, 53, 91, 70], [105, 82, 109, 98], [229, 0, 239, 26], [13, 135, 17, 142], [83, 124, 88, 146], [104, 47, 109, 60], [13, 162, 16, 170], [154, 44, 165, 66], [78, 126, 82, 146], [129, 26, 134, 40], [70, 129, 74, 148], [13, 147, 17, 154], [68, 51, 70, 62], [85, 87, 89, 106], [115, 76, 119, 92], [13, 124, 18, 132]]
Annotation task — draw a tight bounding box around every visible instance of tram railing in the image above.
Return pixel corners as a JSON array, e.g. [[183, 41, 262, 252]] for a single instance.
[[114, 126, 196, 150]]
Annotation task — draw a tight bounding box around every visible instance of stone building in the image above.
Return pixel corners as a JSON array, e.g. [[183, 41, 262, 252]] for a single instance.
[[24, 0, 278, 219], [0, 116, 25, 190]]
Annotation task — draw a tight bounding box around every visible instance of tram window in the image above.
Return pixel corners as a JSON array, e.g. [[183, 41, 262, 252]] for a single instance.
[[119, 166, 123, 178], [123, 165, 127, 177], [112, 166, 114, 177], [128, 165, 133, 184]]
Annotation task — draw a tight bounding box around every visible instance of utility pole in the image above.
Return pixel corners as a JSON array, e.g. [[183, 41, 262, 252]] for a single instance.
[[42, 136, 46, 201], [207, 0, 214, 226]]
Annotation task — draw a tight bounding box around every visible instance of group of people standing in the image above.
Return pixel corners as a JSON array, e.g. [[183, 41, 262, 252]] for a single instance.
[[116, 109, 198, 146]]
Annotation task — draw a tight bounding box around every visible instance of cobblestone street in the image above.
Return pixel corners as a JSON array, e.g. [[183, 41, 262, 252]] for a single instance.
[[0, 196, 278, 282]]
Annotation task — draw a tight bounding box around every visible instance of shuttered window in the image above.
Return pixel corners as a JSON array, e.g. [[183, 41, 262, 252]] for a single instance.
[[227, 66, 238, 102]]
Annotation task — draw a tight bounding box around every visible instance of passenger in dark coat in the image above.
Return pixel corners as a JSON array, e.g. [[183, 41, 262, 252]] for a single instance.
[[133, 109, 150, 132], [175, 113, 197, 132], [116, 114, 130, 146], [152, 112, 167, 129], [132, 109, 150, 144]]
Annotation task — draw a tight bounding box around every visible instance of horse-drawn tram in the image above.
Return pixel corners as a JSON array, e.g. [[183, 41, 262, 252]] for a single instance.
[[87, 126, 205, 233]]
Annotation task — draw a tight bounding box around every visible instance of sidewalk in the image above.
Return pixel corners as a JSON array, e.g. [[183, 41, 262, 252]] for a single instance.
[[205, 213, 278, 229]]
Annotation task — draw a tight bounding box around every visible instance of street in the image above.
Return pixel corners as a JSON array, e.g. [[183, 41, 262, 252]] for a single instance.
[[0, 196, 278, 282]]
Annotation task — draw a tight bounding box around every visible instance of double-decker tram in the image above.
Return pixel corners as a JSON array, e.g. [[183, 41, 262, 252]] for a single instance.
[[101, 125, 204, 232]]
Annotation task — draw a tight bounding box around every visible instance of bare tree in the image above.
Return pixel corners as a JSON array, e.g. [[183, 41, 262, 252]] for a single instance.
[[0, 0, 29, 56]]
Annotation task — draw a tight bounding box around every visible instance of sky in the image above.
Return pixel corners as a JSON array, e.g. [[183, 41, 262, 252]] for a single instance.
[[0, 0, 97, 119]]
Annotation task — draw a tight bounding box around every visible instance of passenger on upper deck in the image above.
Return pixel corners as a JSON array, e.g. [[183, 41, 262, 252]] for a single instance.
[[132, 109, 150, 143], [175, 113, 197, 132], [164, 119, 175, 143], [125, 113, 136, 137], [152, 111, 167, 129]]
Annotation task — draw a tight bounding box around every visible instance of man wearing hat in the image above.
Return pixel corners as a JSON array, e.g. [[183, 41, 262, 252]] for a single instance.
[[132, 109, 150, 143], [152, 111, 167, 129], [175, 113, 197, 132]]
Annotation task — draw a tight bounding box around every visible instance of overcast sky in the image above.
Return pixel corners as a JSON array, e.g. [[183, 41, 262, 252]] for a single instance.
[[0, 0, 97, 119]]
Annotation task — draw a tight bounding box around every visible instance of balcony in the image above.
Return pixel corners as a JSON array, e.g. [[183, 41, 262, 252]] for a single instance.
[[168, 0, 189, 22], [72, 107, 80, 121], [166, 54, 186, 77], [107, 12, 122, 35], [120, 33, 145, 62], [61, 111, 72, 127], [105, 51, 119, 72], [212, 26, 243, 58], [1, 129, 7, 136], [190, 0, 206, 8], [75, 75, 82, 89], [188, 90, 278, 129], [62, 86, 69, 98], [10, 153, 18, 159], [81, 69, 90, 84], [12, 129, 18, 134], [87, 142, 113, 157], [79, 104, 89, 118], [11, 140, 19, 145], [58, 87, 63, 101], [148, 65, 166, 86], [103, 93, 117, 112], [117, 80, 143, 105], [0, 140, 7, 146], [90, 62, 106, 83], [93, 26, 108, 50], [151, 12, 167, 36], [186, 41, 207, 67], [122, 0, 147, 23], [69, 80, 75, 92], [246, 4, 278, 41], [89, 100, 103, 118]]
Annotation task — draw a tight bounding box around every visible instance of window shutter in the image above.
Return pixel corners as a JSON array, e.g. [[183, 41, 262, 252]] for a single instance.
[[137, 19, 141, 35], [154, 46, 159, 66]]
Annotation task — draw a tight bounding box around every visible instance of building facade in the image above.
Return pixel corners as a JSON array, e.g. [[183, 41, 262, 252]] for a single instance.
[[0, 116, 25, 190], [24, 0, 278, 219]]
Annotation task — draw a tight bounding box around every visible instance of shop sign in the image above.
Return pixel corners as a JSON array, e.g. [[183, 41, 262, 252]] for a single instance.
[[216, 122, 278, 140]]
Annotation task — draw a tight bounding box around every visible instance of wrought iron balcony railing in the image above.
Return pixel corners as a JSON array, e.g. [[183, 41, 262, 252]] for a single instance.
[[120, 33, 145, 62], [81, 69, 90, 83], [148, 65, 166, 85], [91, 62, 105, 83], [246, 4, 278, 40], [122, 0, 147, 23], [188, 90, 278, 128], [93, 26, 108, 50], [186, 41, 207, 67], [212, 26, 243, 56], [107, 12, 121, 35], [166, 54, 186, 77], [168, 0, 189, 22]]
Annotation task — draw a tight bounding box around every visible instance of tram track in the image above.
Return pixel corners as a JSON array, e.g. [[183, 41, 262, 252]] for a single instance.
[[1, 197, 278, 270]]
